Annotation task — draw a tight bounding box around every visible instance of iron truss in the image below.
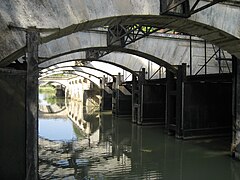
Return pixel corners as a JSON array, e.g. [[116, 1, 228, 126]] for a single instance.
[[86, 24, 162, 60], [160, 0, 226, 17], [107, 24, 161, 47], [86, 49, 112, 60]]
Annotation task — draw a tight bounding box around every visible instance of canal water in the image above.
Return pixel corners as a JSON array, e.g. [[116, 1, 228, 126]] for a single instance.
[[39, 92, 240, 180]]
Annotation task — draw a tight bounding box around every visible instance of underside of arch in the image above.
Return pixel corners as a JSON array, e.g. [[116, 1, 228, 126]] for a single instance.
[[2, 13, 240, 67], [39, 47, 176, 74], [41, 65, 114, 79], [40, 71, 101, 88], [39, 57, 138, 76]]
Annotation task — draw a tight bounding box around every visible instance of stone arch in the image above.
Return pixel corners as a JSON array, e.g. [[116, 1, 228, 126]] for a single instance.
[[40, 58, 138, 76], [39, 47, 176, 77], [1, 2, 240, 65], [41, 64, 117, 79], [39, 80, 67, 88], [41, 70, 101, 88]]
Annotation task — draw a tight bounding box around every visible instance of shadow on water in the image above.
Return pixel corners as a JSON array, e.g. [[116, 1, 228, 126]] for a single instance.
[[38, 92, 240, 180]]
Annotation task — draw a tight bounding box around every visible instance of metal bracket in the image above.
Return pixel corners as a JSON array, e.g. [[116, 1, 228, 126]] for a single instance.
[[189, 0, 225, 16], [87, 24, 162, 60], [160, 0, 225, 18], [107, 24, 161, 47], [86, 49, 112, 60], [160, 0, 190, 17]]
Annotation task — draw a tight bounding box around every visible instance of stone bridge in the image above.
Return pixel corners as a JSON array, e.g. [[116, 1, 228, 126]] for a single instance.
[[1, 0, 240, 179], [39, 76, 70, 87], [40, 74, 101, 104]]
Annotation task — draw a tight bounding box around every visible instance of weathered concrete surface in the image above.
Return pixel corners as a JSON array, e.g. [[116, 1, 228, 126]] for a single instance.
[[0, 0, 240, 66], [126, 34, 232, 75], [38, 31, 231, 76], [0, 69, 26, 179], [39, 31, 107, 58], [38, 31, 167, 77]]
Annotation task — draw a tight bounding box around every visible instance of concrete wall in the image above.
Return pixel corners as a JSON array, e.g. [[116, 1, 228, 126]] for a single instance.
[[0, 69, 26, 179]]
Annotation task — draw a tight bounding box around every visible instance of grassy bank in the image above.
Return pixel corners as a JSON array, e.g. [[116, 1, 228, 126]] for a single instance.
[[39, 85, 56, 94]]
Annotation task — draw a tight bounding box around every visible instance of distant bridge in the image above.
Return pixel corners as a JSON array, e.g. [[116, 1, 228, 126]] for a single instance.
[[39, 77, 70, 87]]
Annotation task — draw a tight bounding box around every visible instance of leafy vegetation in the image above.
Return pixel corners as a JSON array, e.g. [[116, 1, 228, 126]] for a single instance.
[[39, 85, 56, 94]]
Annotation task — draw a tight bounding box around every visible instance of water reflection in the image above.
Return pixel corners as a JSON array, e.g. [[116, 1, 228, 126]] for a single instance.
[[38, 92, 240, 180], [66, 98, 99, 139]]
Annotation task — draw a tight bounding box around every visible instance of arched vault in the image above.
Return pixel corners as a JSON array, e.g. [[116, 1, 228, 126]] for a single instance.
[[40, 60, 131, 76], [40, 59, 137, 77], [39, 46, 175, 75], [0, 1, 239, 66], [40, 70, 101, 88], [41, 65, 114, 80]]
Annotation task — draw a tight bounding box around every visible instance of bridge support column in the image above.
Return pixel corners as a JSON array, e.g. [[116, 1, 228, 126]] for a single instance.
[[232, 56, 240, 159], [26, 28, 39, 179]]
